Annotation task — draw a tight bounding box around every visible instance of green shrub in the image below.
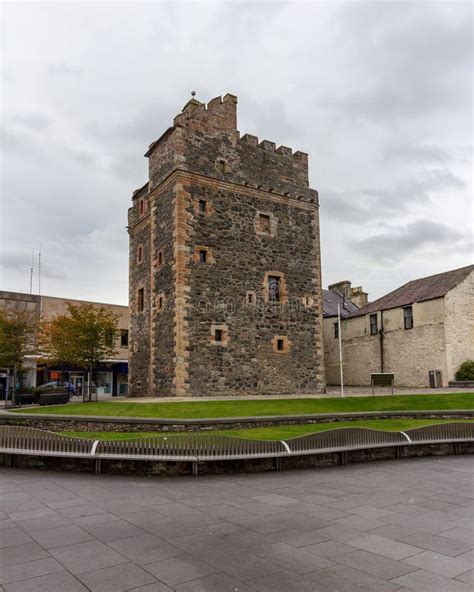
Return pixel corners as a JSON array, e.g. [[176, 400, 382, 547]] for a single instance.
[[455, 360, 474, 381]]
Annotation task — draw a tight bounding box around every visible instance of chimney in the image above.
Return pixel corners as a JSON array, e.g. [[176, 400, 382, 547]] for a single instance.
[[349, 286, 369, 308], [328, 281, 351, 299]]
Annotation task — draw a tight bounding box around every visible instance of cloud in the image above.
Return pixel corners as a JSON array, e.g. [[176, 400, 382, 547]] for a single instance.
[[321, 169, 466, 222], [382, 144, 454, 165], [1, 1, 472, 302], [8, 113, 51, 131], [350, 220, 468, 263]]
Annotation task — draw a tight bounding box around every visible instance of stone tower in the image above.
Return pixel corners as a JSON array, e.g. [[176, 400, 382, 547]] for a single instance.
[[128, 94, 325, 397]]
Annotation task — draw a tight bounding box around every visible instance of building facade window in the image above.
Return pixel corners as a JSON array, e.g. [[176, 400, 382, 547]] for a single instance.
[[156, 292, 165, 312], [137, 288, 144, 312], [262, 271, 287, 304], [370, 313, 378, 335], [137, 244, 144, 265], [404, 306, 413, 330], [138, 199, 145, 217], [211, 324, 229, 345], [334, 322, 339, 338], [255, 211, 276, 237], [120, 330, 129, 348], [246, 291, 256, 306], [259, 213, 271, 233], [198, 200, 207, 213], [157, 250, 164, 267], [268, 275, 281, 302], [272, 335, 290, 353], [193, 246, 213, 264]]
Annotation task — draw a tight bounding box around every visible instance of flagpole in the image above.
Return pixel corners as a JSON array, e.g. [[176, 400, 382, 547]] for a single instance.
[[337, 303, 344, 398], [29, 248, 35, 294]]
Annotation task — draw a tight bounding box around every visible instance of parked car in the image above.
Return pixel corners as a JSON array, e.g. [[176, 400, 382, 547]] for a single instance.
[[37, 381, 77, 396]]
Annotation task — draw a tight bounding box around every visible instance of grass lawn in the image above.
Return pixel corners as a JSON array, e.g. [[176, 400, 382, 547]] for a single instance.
[[60, 418, 474, 441], [15, 392, 474, 419]]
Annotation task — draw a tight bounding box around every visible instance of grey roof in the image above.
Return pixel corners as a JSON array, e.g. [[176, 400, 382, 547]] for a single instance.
[[349, 265, 474, 318], [322, 289, 359, 318]]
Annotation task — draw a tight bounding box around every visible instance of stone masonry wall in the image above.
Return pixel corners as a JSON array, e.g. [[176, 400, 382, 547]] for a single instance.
[[128, 94, 325, 396], [339, 300, 448, 387], [128, 195, 151, 397], [444, 272, 474, 382], [184, 180, 323, 396]]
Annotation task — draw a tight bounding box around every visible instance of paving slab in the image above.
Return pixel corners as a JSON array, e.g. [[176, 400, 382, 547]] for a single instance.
[[0, 455, 472, 592]]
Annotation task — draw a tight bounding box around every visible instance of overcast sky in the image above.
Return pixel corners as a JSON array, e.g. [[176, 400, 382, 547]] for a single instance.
[[1, 0, 472, 305]]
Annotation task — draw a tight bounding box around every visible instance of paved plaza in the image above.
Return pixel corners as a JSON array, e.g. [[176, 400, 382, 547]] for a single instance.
[[0, 457, 473, 591]]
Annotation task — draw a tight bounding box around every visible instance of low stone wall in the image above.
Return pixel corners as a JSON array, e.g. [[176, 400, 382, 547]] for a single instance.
[[1, 442, 472, 477], [1, 410, 473, 434]]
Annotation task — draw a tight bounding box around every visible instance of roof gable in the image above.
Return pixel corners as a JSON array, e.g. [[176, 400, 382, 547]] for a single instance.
[[350, 265, 473, 318]]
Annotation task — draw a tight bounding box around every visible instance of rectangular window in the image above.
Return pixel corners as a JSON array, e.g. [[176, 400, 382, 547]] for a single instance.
[[137, 245, 144, 264], [334, 322, 339, 339], [277, 338, 284, 351], [199, 249, 207, 263], [198, 200, 207, 213], [259, 213, 271, 233], [158, 295, 164, 310], [370, 313, 378, 335], [214, 329, 223, 342], [157, 251, 163, 267], [268, 276, 281, 302], [120, 330, 129, 348], [137, 288, 144, 312], [404, 306, 413, 330]]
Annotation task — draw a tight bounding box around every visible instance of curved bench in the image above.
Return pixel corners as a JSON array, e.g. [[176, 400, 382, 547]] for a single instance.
[[0, 423, 472, 476]]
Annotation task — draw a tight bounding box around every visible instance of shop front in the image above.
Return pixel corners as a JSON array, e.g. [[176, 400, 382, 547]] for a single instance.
[[37, 361, 128, 396]]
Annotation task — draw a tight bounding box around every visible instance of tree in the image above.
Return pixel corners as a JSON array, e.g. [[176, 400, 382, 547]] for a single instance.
[[41, 302, 119, 401], [0, 308, 39, 402]]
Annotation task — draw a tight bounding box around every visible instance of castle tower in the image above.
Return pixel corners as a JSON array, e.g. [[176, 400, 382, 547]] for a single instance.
[[128, 94, 325, 396]]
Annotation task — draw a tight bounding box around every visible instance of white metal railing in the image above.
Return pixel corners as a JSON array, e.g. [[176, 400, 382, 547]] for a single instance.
[[0, 423, 472, 472]]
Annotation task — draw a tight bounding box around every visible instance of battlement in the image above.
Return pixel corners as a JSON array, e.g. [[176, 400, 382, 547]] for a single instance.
[[239, 133, 308, 163], [145, 93, 313, 196], [173, 93, 238, 133]]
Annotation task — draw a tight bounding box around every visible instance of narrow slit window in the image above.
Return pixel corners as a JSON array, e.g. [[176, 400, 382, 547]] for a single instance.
[[137, 288, 144, 312], [137, 245, 144, 264], [199, 249, 207, 263], [157, 251, 163, 267], [198, 200, 207, 213], [139, 199, 145, 216], [277, 338, 284, 351], [214, 329, 223, 342], [334, 322, 339, 339], [404, 306, 413, 330]]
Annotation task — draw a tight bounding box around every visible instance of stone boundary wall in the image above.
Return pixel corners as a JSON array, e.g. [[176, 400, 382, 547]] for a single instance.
[[1, 442, 472, 477], [1, 410, 473, 433]]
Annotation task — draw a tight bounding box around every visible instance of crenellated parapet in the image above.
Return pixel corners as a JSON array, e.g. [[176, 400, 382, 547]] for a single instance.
[[172, 93, 238, 134], [239, 133, 308, 165], [144, 93, 314, 200]]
